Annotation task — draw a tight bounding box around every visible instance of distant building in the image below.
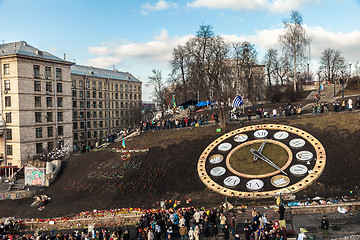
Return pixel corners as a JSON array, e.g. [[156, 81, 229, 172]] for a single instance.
[[0, 41, 74, 167], [71, 65, 142, 151]]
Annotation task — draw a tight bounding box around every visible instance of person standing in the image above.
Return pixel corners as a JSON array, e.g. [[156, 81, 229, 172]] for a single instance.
[[247, 109, 252, 121], [278, 204, 286, 220], [320, 215, 329, 240]]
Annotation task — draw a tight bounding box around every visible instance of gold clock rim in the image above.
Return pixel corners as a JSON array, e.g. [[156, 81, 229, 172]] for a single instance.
[[197, 124, 326, 199]]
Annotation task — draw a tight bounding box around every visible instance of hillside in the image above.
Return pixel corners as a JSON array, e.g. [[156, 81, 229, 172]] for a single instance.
[[0, 112, 359, 218]]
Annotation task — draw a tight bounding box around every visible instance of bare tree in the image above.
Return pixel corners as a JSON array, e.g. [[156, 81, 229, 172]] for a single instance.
[[274, 55, 291, 86], [262, 48, 278, 88], [319, 48, 346, 83], [146, 69, 167, 111], [279, 11, 311, 92], [232, 42, 259, 102]]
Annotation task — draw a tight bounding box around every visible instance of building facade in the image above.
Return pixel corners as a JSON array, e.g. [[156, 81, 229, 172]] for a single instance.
[[0, 41, 74, 167], [71, 65, 142, 151], [0, 42, 142, 167]]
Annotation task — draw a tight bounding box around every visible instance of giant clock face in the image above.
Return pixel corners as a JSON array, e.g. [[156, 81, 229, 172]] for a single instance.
[[197, 124, 326, 198]]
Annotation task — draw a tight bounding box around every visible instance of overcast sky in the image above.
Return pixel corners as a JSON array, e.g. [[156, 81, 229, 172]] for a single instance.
[[1, 0, 360, 101]]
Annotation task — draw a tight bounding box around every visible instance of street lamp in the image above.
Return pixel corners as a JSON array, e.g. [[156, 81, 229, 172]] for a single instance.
[[317, 71, 321, 96], [341, 71, 345, 99]]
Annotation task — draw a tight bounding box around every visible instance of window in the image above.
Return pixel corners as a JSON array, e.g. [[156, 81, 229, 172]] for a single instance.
[[4, 80, 10, 91], [92, 101, 97, 108], [87, 122, 91, 128], [6, 129, 12, 140], [93, 111, 97, 118], [79, 80, 84, 87], [47, 142, 54, 151], [34, 81, 41, 91], [98, 82, 102, 90], [4, 64, 9, 75], [80, 101, 84, 109], [73, 122, 78, 129], [35, 112, 42, 122], [36, 143, 43, 154], [36, 127, 43, 138], [79, 112, 84, 118], [87, 131, 91, 138], [115, 84, 118, 90], [45, 66, 51, 79], [86, 91, 90, 98], [72, 90, 77, 98], [56, 83, 62, 93], [99, 111, 103, 118], [47, 112, 53, 122], [99, 121, 103, 127], [6, 145, 12, 155], [86, 81, 90, 89], [5, 113, 11, 123], [120, 93, 123, 100], [73, 101, 77, 109], [138, 86, 141, 91], [92, 81, 96, 90], [56, 68, 62, 80], [57, 112, 63, 122], [57, 126, 64, 136], [35, 96, 41, 107], [99, 102, 103, 108], [116, 102, 119, 108], [46, 97, 52, 107], [57, 97, 63, 107], [46, 82, 52, 92], [33, 65, 40, 78], [94, 131, 97, 138], [87, 101, 90, 108], [80, 132, 85, 139], [74, 133, 78, 141], [73, 112, 77, 120], [47, 127, 53, 137], [80, 122, 85, 129], [87, 112, 91, 118], [79, 90, 84, 98], [115, 93, 118, 99], [99, 92, 102, 98], [72, 79, 76, 88], [93, 91, 96, 98], [5, 96, 11, 107], [120, 84, 123, 91]]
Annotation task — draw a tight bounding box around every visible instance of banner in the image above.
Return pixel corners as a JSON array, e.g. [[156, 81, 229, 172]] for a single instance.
[[25, 166, 45, 186]]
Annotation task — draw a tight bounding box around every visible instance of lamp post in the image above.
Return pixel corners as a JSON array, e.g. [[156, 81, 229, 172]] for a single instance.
[[341, 71, 345, 99], [317, 71, 321, 96], [333, 74, 336, 98]]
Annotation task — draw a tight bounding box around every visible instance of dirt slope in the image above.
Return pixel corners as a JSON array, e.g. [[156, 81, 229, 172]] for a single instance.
[[0, 112, 359, 218]]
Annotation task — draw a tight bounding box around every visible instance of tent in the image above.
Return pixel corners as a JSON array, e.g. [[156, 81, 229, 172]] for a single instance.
[[195, 101, 216, 107]]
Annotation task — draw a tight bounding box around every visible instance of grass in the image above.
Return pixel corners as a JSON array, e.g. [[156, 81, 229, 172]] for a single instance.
[[229, 142, 289, 175]]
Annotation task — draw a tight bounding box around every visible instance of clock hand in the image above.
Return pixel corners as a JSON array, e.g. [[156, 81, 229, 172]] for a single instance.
[[254, 139, 267, 162], [250, 149, 288, 176]]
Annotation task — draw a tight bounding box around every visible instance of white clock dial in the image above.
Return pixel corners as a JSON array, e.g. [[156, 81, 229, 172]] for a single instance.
[[218, 143, 232, 151], [210, 167, 226, 177], [209, 155, 223, 164], [274, 131, 289, 140], [296, 151, 314, 161], [223, 176, 241, 187], [289, 138, 306, 148], [290, 164, 308, 176], [234, 134, 248, 143], [246, 179, 264, 191], [271, 175, 290, 188], [254, 130, 268, 138]]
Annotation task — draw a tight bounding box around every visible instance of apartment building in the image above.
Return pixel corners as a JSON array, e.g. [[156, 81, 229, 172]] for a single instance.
[[0, 41, 74, 167], [70, 65, 142, 151]]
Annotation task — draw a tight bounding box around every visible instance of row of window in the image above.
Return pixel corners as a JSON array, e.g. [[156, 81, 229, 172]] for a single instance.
[[35, 126, 63, 138], [72, 100, 141, 110], [4, 96, 63, 108], [3, 63, 62, 80], [3, 80, 63, 93], [72, 79, 141, 92], [72, 110, 139, 120], [72, 90, 140, 100], [6, 140, 58, 156], [74, 130, 106, 141], [35, 112, 64, 122]]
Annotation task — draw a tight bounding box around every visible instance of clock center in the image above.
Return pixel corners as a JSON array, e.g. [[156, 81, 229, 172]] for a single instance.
[[226, 139, 293, 179]]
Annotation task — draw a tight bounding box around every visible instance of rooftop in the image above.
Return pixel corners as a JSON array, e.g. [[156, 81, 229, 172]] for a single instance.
[[71, 64, 141, 83], [0, 41, 72, 64]]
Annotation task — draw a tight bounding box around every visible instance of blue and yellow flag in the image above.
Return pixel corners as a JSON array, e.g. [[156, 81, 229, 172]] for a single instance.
[[122, 138, 125, 148], [172, 92, 176, 108]]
